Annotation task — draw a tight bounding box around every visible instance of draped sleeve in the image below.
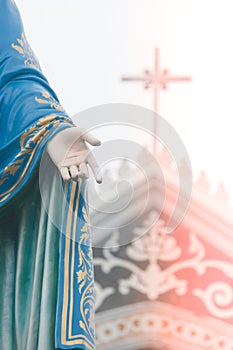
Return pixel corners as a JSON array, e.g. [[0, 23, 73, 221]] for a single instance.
[[0, 3, 96, 350], [0, 0, 74, 207]]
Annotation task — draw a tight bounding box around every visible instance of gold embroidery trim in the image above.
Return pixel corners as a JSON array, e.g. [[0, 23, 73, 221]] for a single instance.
[[35, 92, 65, 112], [0, 114, 72, 202], [12, 32, 41, 70], [61, 181, 95, 349]]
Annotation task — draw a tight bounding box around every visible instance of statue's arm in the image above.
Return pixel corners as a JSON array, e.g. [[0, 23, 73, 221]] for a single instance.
[[0, 0, 102, 184]]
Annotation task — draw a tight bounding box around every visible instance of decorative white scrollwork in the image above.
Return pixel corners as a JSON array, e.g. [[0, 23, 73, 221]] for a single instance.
[[94, 215, 233, 319], [194, 282, 233, 319], [94, 282, 115, 311]]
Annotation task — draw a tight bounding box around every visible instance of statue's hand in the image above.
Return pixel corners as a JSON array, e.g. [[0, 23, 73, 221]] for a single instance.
[[47, 126, 102, 183]]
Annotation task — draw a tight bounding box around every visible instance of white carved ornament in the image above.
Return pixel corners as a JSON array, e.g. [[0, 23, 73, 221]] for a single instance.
[[94, 217, 233, 319]]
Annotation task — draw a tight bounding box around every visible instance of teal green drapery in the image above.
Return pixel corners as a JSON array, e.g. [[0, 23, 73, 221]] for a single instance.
[[0, 163, 95, 350], [0, 171, 62, 349]]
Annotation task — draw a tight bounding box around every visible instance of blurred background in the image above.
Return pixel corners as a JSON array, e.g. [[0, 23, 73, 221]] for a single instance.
[[17, 1, 233, 349], [18, 0, 233, 200]]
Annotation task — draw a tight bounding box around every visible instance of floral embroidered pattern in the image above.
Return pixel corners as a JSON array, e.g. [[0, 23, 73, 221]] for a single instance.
[[0, 115, 73, 200], [35, 92, 65, 112], [12, 32, 41, 70], [77, 203, 95, 336]]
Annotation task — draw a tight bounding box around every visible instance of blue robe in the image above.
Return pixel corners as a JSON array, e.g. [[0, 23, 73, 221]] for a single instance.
[[0, 1, 95, 349]]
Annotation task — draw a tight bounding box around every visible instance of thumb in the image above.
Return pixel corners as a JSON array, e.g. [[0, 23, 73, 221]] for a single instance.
[[82, 132, 101, 147]]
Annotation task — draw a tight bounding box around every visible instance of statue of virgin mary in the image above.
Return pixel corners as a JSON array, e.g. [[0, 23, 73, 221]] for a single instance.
[[0, 1, 101, 349]]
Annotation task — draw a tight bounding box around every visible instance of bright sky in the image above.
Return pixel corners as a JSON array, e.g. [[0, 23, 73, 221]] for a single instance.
[[17, 0, 233, 201]]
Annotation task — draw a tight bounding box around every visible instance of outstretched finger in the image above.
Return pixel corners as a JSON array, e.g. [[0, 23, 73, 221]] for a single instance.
[[82, 133, 101, 147], [87, 155, 102, 184], [79, 162, 89, 179], [70, 165, 79, 181], [59, 166, 70, 182]]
